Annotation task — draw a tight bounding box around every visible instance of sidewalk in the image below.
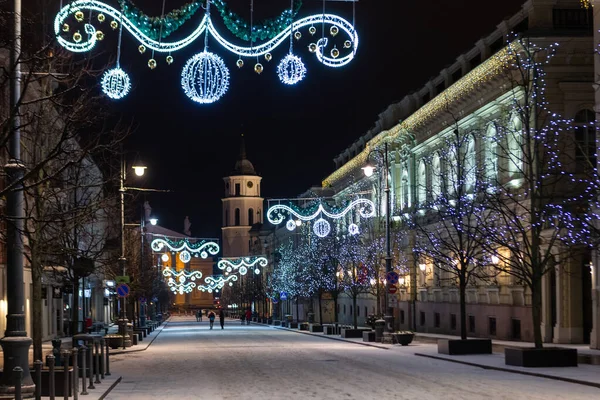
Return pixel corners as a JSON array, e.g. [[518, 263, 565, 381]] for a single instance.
[[261, 321, 600, 390]]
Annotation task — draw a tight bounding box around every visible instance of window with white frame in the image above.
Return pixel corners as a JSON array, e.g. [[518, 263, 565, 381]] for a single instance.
[[465, 136, 476, 192], [431, 153, 441, 200], [574, 109, 596, 173], [401, 165, 410, 210], [446, 145, 458, 196], [486, 125, 498, 182], [418, 160, 427, 205], [508, 115, 523, 177]]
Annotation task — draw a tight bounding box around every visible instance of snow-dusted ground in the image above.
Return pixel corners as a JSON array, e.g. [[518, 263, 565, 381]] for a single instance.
[[105, 316, 600, 399]]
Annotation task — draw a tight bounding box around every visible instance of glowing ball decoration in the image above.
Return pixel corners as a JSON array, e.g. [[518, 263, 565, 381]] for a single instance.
[[101, 67, 131, 100], [313, 218, 331, 238], [348, 223, 359, 236], [181, 51, 230, 104], [277, 54, 306, 85], [179, 250, 191, 263], [286, 220, 296, 231]]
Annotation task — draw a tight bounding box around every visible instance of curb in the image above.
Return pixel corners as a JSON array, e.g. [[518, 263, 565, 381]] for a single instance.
[[270, 325, 390, 350], [110, 320, 169, 355], [97, 376, 122, 400], [414, 352, 600, 390]]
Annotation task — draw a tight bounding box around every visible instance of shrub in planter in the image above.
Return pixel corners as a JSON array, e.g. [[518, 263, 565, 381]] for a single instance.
[[395, 331, 414, 346]]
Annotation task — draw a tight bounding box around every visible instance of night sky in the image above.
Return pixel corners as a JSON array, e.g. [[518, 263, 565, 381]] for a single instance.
[[115, 0, 526, 238]]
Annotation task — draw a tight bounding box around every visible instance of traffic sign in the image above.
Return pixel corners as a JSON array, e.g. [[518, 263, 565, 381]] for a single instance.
[[116, 283, 130, 298], [280, 292, 288, 301], [388, 285, 398, 294], [271, 297, 279, 304], [386, 271, 399, 285]]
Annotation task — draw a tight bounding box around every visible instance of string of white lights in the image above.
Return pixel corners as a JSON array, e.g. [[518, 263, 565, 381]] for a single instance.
[[267, 198, 375, 225], [150, 237, 220, 259], [162, 267, 203, 295], [198, 274, 238, 293], [217, 256, 268, 276]]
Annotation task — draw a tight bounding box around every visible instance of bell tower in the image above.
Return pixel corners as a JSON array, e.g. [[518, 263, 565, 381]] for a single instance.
[[221, 135, 263, 257]]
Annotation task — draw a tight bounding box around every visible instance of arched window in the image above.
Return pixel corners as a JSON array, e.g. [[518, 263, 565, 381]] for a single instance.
[[465, 136, 476, 192], [248, 208, 254, 225], [418, 160, 427, 205], [447, 145, 458, 196], [257, 209, 262, 223], [235, 208, 240, 226], [508, 116, 523, 177], [401, 166, 410, 209], [431, 153, 441, 200], [574, 109, 596, 172], [486, 125, 498, 181], [225, 209, 229, 227]]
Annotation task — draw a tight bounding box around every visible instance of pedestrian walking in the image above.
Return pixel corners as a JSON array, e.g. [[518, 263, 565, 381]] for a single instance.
[[219, 309, 225, 329], [240, 312, 245, 325], [208, 311, 215, 329], [196, 310, 201, 322], [245, 308, 252, 325]]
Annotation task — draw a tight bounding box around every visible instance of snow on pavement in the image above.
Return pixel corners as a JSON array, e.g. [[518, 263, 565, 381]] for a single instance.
[[105, 316, 600, 399]]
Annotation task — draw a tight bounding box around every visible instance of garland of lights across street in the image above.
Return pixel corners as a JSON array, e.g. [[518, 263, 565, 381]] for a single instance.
[[54, 0, 359, 103], [267, 199, 375, 237], [217, 256, 268, 276], [198, 274, 239, 293], [150, 237, 220, 263], [162, 267, 203, 295]]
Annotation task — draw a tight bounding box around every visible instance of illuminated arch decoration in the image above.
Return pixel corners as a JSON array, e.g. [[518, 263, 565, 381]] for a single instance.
[[53, 0, 359, 101], [198, 274, 238, 293], [217, 256, 268, 276], [150, 237, 220, 259], [162, 267, 203, 295], [267, 198, 375, 237]]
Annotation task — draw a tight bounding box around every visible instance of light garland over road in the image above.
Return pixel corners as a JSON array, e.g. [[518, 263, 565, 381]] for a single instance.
[[198, 275, 238, 293], [217, 256, 268, 276], [162, 267, 203, 294], [54, 0, 358, 101], [150, 237, 220, 259]]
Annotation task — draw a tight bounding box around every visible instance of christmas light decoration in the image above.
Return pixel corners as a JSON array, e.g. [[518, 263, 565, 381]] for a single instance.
[[286, 220, 296, 231], [179, 250, 191, 263], [54, 0, 359, 100], [150, 237, 220, 258], [162, 267, 203, 294], [181, 51, 230, 104], [100, 67, 131, 99], [198, 274, 238, 293], [277, 53, 306, 85], [348, 223, 359, 235], [217, 256, 268, 276], [313, 218, 331, 238], [161, 253, 169, 262]]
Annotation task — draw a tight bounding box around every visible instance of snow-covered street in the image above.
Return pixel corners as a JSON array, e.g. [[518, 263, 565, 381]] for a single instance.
[[105, 316, 600, 399]]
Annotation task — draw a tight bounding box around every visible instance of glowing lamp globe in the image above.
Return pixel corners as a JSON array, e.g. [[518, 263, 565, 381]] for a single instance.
[[277, 54, 306, 85], [101, 67, 131, 100], [362, 165, 375, 177], [149, 218, 158, 226], [181, 51, 230, 104], [132, 165, 146, 176]]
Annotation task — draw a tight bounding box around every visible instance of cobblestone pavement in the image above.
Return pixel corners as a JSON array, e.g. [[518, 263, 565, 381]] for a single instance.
[[105, 316, 600, 399]]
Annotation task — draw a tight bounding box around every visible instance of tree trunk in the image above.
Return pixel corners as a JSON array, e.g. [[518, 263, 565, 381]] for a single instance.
[[72, 279, 80, 335], [296, 297, 300, 322], [318, 293, 323, 324], [31, 259, 43, 362], [352, 295, 358, 329], [459, 278, 467, 340], [333, 294, 339, 324], [376, 285, 381, 316], [531, 274, 544, 349]]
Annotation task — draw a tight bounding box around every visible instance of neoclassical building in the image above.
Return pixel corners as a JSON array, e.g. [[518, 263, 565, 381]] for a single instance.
[[323, 0, 596, 344]]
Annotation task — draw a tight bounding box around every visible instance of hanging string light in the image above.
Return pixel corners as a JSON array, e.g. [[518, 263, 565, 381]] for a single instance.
[[277, 0, 306, 85], [101, 4, 131, 99]]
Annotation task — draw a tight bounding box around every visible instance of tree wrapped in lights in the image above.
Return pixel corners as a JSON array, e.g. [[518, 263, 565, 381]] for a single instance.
[[270, 240, 310, 320], [479, 38, 593, 349]]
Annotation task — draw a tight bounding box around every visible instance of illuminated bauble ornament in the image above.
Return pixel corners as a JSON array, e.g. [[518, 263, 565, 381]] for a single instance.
[[330, 26, 339, 37], [110, 20, 118, 30], [348, 223, 359, 236], [239, 266, 248, 275], [265, 53, 272, 62], [229, 282, 233, 286], [331, 47, 340, 59], [74, 11, 84, 22], [313, 218, 331, 238], [181, 51, 230, 104], [344, 40, 352, 49], [201, 251, 208, 258], [236, 59, 244, 68], [254, 63, 263, 74], [294, 31, 302, 40], [73, 32, 82, 43], [161, 254, 169, 262], [308, 43, 317, 53], [62, 23, 70, 32], [179, 250, 191, 263], [309, 26, 316, 35], [138, 45, 146, 54], [148, 58, 157, 69], [95, 31, 104, 41], [97, 13, 105, 23], [277, 54, 306, 85], [255, 268, 260, 275], [226, 266, 232, 273], [100, 67, 131, 100], [166, 55, 173, 65], [286, 220, 296, 231]]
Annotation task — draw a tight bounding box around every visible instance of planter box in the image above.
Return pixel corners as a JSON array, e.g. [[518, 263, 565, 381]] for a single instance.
[[272, 320, 281, 326], [309, 324, 323, 333], [363, 331, 376, 342], [104, 334, 124, 349], [394, 333, 414, 346], [341, 328, 370, 339], [299, 323, 309, 331], [505, 347, 578, 367], [324, 325, 337, 335], [289, 322, 299, 329], [438, 339, 492, 355]]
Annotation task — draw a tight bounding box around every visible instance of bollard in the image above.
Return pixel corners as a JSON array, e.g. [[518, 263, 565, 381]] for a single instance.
[[105, 341, 111, 376], [62, 350, 70, 400], [48, 354, 56, 400], [71, 347, 79, 400], [88, 340, 95, 390], [34, 360, 43, 400], [100, 338, 105, 379], [13, 366, 23, 400], [80, 345, 89, 396], [94, 339, 101, 384]]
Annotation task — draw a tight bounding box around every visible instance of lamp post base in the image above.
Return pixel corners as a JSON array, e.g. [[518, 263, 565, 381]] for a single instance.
[[0, 336, 35, 397]]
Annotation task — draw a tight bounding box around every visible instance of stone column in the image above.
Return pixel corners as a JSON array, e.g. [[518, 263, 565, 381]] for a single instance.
[[553, 252, 584, 344], [540, 268, 553, 342]]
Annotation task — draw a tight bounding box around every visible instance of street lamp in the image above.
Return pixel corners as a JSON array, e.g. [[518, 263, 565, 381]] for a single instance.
[[363, 141, 394, 332]]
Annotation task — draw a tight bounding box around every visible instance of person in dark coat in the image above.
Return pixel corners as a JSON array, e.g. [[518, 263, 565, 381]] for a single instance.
[[245, 308, 252, 325], [208, 311, 215, 329], [219, 309, 225, 329]]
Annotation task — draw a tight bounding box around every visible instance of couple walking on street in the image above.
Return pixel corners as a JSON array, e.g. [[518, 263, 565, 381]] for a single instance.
[[208, 309, 225, 329]]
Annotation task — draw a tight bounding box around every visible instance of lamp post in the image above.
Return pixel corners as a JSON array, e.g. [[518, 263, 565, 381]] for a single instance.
[[139, 211, 157, 328], [362, 141, 394, 332], [0, 0, 35, 395]]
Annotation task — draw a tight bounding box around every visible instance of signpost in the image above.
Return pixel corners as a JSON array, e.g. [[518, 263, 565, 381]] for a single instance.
[[280, 292, 288, 301], [386, 271, 399, 285], [388, 285, 398, 294], [116, 283, 130, 298]]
